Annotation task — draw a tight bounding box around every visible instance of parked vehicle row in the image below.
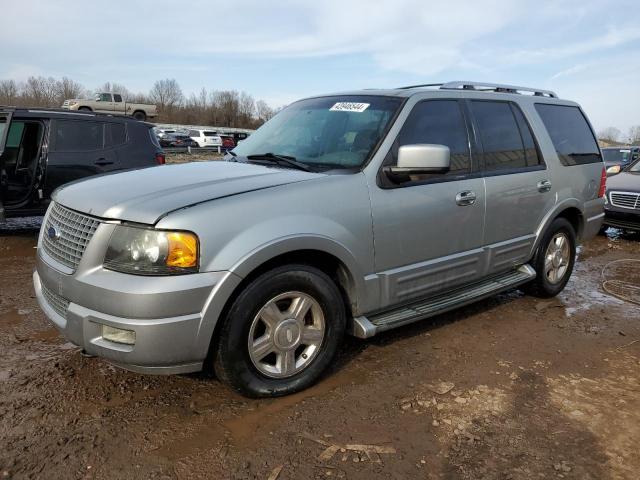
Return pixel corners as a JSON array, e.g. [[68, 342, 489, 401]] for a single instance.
[[32, 81, 608, 398], [62, 92, 157, 121], [154, 127, 245, 150], [0, 108, 164, 219]]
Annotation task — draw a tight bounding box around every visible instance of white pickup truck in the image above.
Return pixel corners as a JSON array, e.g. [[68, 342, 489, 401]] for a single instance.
[[62, 93, 157, 121]]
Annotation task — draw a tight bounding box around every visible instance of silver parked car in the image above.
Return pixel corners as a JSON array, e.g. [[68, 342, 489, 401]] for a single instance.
[[33, 81, 605, 397]]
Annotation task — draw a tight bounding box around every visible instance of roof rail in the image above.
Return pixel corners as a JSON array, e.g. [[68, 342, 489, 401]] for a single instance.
[[440, 81, 558, 98], [397, 83, 444, 90]]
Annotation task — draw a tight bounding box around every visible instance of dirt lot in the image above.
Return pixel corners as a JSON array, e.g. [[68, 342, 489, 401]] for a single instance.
[[1, 220, 639, 480]]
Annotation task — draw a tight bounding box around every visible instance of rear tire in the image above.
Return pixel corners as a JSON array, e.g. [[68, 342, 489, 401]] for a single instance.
[[213, 264, 346, 398], [523, 218, 576, 298], [132, 111, 146, 121]]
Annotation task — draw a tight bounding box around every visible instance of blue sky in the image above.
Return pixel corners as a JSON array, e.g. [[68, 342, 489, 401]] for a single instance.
[[2, 0, 639, 135]]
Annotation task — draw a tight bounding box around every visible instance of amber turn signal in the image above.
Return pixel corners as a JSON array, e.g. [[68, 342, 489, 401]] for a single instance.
[[166, 232, 199, 268]]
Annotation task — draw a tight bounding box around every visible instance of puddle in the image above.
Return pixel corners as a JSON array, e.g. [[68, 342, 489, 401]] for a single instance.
[[224, 361, 369, 445]]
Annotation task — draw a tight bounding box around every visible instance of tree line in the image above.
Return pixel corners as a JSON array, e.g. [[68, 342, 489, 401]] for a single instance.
[[0, 77, 278, 128], [597, 126, 640, 145]]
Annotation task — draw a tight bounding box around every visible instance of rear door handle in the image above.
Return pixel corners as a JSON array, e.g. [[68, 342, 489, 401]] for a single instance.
[[95, 158, 113, 166], [456, 190, 476, 206], [537, 179, 552, 192]]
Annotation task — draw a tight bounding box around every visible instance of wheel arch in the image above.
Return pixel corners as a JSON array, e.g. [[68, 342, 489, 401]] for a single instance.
[[532, 200, 585, 255], [200, 239, 365, 372]]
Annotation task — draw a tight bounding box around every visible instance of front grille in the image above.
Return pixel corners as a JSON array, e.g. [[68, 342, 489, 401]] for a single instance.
[[42, 203, 101, 271], [610, 192, 640, 210], [41, 282, 70, 318]]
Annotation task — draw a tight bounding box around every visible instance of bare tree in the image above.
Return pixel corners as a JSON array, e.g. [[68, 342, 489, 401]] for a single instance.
[[24, 76, 59, 107], [255, 99, 275, 124], [628, 126, 640, 145], [149, 79, 183, 118], [598, 127, 622, 143], [0, 79, 19, 105], [56, 77, 86, 103]]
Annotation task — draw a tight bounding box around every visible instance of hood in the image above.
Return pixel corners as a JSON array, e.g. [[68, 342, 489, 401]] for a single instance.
[[53, 161, 323, 224], [607, 171, 640, 193]]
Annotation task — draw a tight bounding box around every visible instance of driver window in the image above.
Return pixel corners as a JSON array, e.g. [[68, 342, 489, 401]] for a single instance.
[[391, 100, 471, 181]]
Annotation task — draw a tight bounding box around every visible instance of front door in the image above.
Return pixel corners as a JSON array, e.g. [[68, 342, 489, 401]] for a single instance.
[[0, 111, 13, 218], [369, 99, 486, 310]]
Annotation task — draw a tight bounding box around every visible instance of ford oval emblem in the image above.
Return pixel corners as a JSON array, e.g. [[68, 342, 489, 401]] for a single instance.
[[47, 225, 61, 241]]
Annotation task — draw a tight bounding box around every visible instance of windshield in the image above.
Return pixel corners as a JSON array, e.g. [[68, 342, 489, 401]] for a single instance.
[[602, 148, 630, 163], [233, 95, 403, 169]]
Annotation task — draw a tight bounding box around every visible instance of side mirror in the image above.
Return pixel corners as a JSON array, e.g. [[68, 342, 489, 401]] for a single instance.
[[606, 165, 621, 176], [384, 144, 450, 182]]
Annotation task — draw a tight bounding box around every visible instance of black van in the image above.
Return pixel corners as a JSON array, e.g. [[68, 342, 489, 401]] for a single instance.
[[0, 108, 165, 220]]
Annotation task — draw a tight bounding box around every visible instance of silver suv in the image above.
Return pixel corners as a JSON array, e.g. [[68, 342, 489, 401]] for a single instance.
[[34, 81, 606, 397]]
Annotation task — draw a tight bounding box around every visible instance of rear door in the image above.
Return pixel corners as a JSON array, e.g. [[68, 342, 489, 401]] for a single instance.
[[44, 119, 117, 197], [469, 100, 552, 274]]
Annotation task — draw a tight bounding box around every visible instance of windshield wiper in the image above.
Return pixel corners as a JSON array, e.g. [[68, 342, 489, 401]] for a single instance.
[[246, 153, 313, 172]]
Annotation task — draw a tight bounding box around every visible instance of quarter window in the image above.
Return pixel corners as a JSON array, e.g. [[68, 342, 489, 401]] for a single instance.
[[393, 100, 471, 176], [53, 120, 104, 151], [471, 101, 541, 172], [534, 104, 601, 166]]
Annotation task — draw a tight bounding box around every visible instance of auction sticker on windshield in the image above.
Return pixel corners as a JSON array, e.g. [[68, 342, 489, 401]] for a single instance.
[[330, 102, 370, 113]]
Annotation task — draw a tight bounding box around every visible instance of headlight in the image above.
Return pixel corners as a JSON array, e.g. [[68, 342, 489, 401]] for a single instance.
[[68, 101, 78, 106], [104, 225, 199, 275]]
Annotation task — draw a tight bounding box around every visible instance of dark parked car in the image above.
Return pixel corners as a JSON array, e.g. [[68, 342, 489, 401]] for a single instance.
[[604, 157, 640, 231], [159, 133, 198, 148], [602, 146, 639, 175], [221, 135, 235, 150], [0, 107, 165, 220]]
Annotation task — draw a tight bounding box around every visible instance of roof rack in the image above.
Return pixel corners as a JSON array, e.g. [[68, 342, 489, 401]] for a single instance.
[[442, 81, 557, 98], [398, 81, 558, 98]]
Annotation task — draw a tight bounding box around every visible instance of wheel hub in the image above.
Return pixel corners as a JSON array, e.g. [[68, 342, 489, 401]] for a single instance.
[[247, 291, 326, 378], [273, 319, 301, 350]]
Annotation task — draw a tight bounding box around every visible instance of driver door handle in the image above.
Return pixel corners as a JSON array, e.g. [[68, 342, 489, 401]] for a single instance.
[[537, 179, 552, 192], [94, 158, 113, 166], [456, 190, 476, 206]]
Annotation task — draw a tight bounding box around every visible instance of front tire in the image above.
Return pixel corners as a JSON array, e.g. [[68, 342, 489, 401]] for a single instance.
[[523, 218, 576, 298], [213, 265, 346, 397]]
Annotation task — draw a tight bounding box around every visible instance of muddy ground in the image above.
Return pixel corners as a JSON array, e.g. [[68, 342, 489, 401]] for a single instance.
[[1, 219, 639, 480]]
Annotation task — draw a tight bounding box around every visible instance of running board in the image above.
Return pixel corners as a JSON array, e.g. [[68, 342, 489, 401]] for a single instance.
[[350, 264, 536, 339]]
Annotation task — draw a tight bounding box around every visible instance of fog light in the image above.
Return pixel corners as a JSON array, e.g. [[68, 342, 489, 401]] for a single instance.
[[102, 325, 136, 345]]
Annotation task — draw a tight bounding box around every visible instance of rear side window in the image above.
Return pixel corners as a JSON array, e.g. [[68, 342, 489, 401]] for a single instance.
[[113, 94, 123, 102], [395, 100, 471, 175], [53, 120, 104, 151], [534, 104, 601, 165], [106, 123, 127, 146], [471, 101, 541, 172]]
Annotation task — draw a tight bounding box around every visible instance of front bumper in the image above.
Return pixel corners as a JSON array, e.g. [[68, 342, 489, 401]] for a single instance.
[[604, 207, 640, 231], [34, 249, 239, 374]]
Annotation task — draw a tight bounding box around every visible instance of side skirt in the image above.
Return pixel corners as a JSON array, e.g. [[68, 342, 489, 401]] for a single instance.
[[349, 264, 536, 339]]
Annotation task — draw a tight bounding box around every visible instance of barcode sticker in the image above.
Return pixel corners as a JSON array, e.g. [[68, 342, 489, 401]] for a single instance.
[[330, 102, 370, 113]]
